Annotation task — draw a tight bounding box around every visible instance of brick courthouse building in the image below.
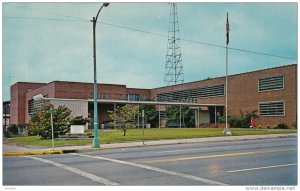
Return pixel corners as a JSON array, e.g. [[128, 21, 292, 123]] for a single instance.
[[9, 64, 297, 128]]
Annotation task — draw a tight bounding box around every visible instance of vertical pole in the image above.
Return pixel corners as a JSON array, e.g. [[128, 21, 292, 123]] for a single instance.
[[92, 17, 100, 148], [4, 105, 7, 131], [224, 12, 231, 135], [223, 44, 231, 135], [198, 107, 200, 128], [142, 110, 145, 145], [114, 103, 116, 129], [50, 109, 54, 150], [179, 106, 182, 128], [215, 106, 217, 125], [137, 105, 140, 129], [158, 105, 161, 128], [225, 45, 228, 131], [194, 109, 197, 128]]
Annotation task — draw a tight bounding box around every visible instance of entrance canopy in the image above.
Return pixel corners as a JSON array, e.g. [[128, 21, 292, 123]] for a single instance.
[[33, 94, 224, 107], [95, 99, 225, 107]]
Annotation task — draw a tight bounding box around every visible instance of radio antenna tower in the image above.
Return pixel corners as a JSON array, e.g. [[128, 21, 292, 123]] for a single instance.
[[164, 3, 184, 86]]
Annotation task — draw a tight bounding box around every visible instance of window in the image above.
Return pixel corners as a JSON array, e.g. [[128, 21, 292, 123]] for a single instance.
[[100, 93, 111, 99], [126, 94, 140, 101], [157, 84, 224, 102], [28, 99, 45, 114], [258, 75, 284, 92], [259, 101, 285, 116]]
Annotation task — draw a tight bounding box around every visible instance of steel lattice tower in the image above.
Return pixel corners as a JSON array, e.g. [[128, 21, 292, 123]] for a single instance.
[[164, 3, 184, 86]]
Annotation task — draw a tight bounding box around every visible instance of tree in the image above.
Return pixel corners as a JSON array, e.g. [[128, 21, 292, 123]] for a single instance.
[[166, 105, 194, 127], [109, 104, 138, 136], [28, 104, 72, 139]]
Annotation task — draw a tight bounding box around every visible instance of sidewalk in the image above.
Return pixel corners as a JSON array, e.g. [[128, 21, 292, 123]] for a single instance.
[[3, 133, 297, 156]]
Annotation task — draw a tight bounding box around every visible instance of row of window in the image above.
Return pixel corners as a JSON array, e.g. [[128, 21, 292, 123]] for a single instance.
[[28, 100, 45, 114], [157, 84, 225, 102], [156, 74, 284, 102], [257, 75, 284, 116]]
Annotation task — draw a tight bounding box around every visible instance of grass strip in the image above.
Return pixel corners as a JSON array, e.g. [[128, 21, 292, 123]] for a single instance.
[[4, 128, 296, 147]]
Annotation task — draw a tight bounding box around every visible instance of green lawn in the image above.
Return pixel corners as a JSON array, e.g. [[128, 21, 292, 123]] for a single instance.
[[4, 128, 297, 147]]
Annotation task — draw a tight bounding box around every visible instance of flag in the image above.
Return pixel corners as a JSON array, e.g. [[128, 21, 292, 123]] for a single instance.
[[226, 12, 230, 45]]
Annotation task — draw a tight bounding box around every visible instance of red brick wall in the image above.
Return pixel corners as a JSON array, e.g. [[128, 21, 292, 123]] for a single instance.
[[25, 82, 56, 123], [10, 82, 46, 125], [150, 64, 297, 127], [23, 81, 152, 124]]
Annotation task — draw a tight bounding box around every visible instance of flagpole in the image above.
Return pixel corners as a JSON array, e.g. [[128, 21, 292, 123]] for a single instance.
[[224, 12, 232, 136], [226, 45, 228, 129]]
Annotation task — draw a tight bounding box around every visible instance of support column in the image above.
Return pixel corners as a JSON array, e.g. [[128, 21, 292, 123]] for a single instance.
[[215, 106, 217, 126], [158, 105, 161, 128], [179, 106, 182, 128], [114, 103, 116, 129], [198, 107, 200, 128]]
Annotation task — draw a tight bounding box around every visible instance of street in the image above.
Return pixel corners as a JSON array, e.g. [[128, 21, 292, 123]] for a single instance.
[[3, 137, 297, 186]]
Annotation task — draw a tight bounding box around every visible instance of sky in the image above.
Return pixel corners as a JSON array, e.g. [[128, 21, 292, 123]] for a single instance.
[[2, 1, 298, 101]]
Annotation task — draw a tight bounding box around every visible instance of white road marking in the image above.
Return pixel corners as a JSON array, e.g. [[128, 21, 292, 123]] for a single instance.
[[157, 142, 297, 154], [25, 155, 120, 186], [71, 153, 227, 186], [228, 163, 297, 173], [157, 146, 237, 154]]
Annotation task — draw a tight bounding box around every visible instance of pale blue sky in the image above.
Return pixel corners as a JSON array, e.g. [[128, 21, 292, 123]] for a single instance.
[[2, 2, 297, 101]]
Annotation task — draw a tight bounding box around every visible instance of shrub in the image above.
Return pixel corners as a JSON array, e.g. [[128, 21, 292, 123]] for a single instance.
[[70, 116, 89, 125], [218, 110, 258, 128], [257, 125, 263, 129], [277, 123, 289, 129], [7, 124, 18, 135], [218, 116, 240, 128], [292, 122, 297, 129]]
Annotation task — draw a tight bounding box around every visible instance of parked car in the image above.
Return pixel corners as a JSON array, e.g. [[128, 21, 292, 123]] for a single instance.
[[166, 120, 186, 128]]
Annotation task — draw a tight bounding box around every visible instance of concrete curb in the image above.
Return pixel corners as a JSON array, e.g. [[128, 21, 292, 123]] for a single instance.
[[3, 150, 64, 156]]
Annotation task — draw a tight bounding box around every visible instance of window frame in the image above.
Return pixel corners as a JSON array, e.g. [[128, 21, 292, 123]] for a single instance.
[[258, 75, 285, 92], [258, 100, 285, 117]]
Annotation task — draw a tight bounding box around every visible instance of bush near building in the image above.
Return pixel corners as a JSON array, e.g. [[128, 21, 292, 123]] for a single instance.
[[27, 104, 72, 139], [70, 116, 89, 125], [218, 110, 258, 128]]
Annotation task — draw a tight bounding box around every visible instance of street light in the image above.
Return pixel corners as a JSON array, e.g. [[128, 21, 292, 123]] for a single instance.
[[92, 3, 109, 148]]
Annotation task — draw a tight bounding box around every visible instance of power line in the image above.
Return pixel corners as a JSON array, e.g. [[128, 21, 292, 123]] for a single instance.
[[99, 21, 297, 61], [3, 16, 89, 23], [3, 15, 297, 61], [4, 3, 89, 22]]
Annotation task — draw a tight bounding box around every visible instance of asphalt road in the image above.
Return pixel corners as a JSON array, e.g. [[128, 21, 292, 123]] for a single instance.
[[3, 137, 297, 186]]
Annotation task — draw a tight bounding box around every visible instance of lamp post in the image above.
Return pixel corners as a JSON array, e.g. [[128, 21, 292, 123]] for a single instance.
[[92, 3, 109, 148]]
